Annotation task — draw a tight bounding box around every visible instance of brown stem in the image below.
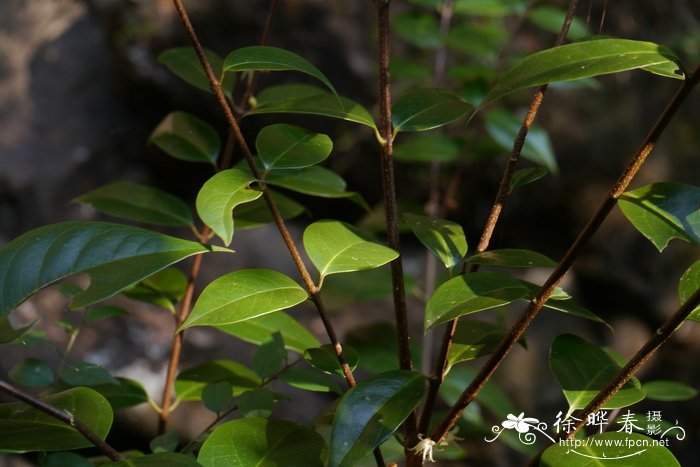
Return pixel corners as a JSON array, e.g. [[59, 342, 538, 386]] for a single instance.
[[420, 0, 580, 436], [0, 379, 123, 461], [526, 288, 700, 467], [429, 63, 700, 445], [170, 0, 358, 391]]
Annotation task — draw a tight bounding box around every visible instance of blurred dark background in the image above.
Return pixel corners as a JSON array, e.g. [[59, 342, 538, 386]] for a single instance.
[[0, 0, 699, 465]]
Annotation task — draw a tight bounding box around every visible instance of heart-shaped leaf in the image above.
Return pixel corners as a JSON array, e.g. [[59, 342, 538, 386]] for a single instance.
[[392, 88, 473, 134], [483, 39, 685, 106], [0, 387, 113, 452], [150, 111, 220, 165], [404, 213, 468, 268], [618, 182, 700, 252], [679, 260, 700, 322], [196, 169, 263, 246], [180, 269, 307, 330], [217, 311, 320, 354], [425, 272, 529, 330], [0, 221, 222, 316], [198, 417, 326, 467], [158, 47, 233, 98], [175, 360, 260, 402], [303, 220, 398, 286], [466, 248, 557, 268], [224, 45, 336, 94], [330, 371, 426, 467], [550, 334, 645, 415], [257, 124, 333, 169]]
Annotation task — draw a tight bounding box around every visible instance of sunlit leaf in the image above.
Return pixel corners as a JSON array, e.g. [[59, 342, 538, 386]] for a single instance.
[[404, 213, 468, 268], [257, 124, 333, 169], [642, 380, 698, 401], [679, 260, 700, 322]]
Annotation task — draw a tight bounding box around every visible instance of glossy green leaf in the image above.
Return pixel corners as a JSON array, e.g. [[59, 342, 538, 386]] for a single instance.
[[75, 182, 193, 227], [180, 269, 307, 330], [679, 260, 700, 321], [84, 305, 128, 322], [175, 360, 260, 401], [233, 190, 306, 229], [238, 388, 275, 419], [392, 88, 473, 134], [158, 47, 232, 99], [425, 272, 529, 330], [303, 220, 398, 285], [447, 319, 521, 370], [618, 182, 700, 251], [92, 377, 148, 410], [257, 124, 333, 169], [150, 431, 179, 453], [150, 112, 220, 165], [60, 361, 119, 387], [393, 134, 461, 163], [217, 311, 320, 354], [0, 221, 220, 316], [0, 316, 37, 344], [202, 382, 234, 413], [550, 334, 645, 414], [329, 370, 427, 467], [541, 432, 680, 466], [9, 358, 54, 387], [123, 268, 188, 312], [466, 248, 557, 268], [393, 12, 440, 48], [224, 46, 336, 94], [483, 39, 685, 106], [253, 332, 287, 379], [280, 367, 341, 394], [528, 6, 588, 40], [248, 85, 377, 129], [0, 387, 113, 452], [196, 169, 263, 246], [509, 167, 548, 193], [110, 452, 202, 467], [642, 380, 698, 401], [304, 344, 360, 377], [454, 0, 526, 17], [404, 213, 467, 268], [484, 109, 557, 173]]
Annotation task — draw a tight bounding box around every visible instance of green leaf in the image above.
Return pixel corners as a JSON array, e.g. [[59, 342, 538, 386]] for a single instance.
[[84, 305, 128, 322], [391, 88, 473, 134], [454, 0, 526, 17], [0, 316, 37, 344], [550, 334, 645, 414], [0, 221, 220, 316], [0, 387, 112, 452], [60, 361, 119, 387], [197, 418, 326, 467], [642, 380, 698, 401], [9, 358, 54, 387], [509, 167, 548, 193], [150, 111, 220, 165], [150, 430, 180, 453], [528, 6, 588, 40], [202, 382, 234, 413], [43, 452, 92, 467], [484, 109, 558, 173], [217, 311, 319, 354], [329, 370, 427, 467], [123, 268, 188, 312], [447, 319, 520, 369], [679, 260, 700, 322], [233, 190, 306, 229], [618, 182, 700, 251], [393, 12, 440, 48], [196, 169, 263, 246], [280, 367, 341, 394], [425, 272, 529, 330], [248, 85, 377, 129], [75, 182, 193, 227], [304, 344, 359, 377], [180, 269, 307, 330], [253, 332, 287, 379], [303, 220, 398, 285], [110, 453, 202, 467], [58, 283, 83, 297], [158, 47, 233, 98], [224, 46, 336, 94], [238, 388, 275, 418], [541, 432, 680, 466], [175, 360, 260, 401], [466, 248, 557, 268], [257, 124, 333, 169], [393, 134, 461, 164], [91, 377, 149, 410], [483, 39, 685, 106], [440, 364, 518, 419], [404, 213, 468, 268]]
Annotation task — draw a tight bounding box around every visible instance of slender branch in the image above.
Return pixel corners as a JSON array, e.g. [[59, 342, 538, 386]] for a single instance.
[[170, 0, 358, 391], [420, 0, 580, 435], [429, 63, 700, 445], [0, 380, 123, 461], [239, 0, 278, 114], [526, 287, 700, 466]]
